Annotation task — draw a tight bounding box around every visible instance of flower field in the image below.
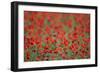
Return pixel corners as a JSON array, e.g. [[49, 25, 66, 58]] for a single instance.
[[24, 11, 90, 62]]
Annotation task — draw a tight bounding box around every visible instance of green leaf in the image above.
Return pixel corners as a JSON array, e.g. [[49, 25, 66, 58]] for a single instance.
[[76, 55, 81, 59], [63, 25, 69, 32], [51, 44, 56, 50], [42, 42, 46, 47], [45, 53, 51, 57], [24, 31, 28, 35], [60, 44, 65, 48], [61, 18, 65, 22], [56, 55, 63, 60], [44, 18, 51, 26], [85, 33, 90, 38], [25, 20, 32, 25], [67, 49, 73, 57]]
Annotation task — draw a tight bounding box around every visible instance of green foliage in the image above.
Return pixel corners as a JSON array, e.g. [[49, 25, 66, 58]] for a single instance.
[[67, 49, 73, 57]]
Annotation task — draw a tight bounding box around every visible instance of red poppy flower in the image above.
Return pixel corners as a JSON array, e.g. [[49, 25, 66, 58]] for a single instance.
[[81, 44, 87, 49], [36, 18, 44, 27], [73, 32, 79, 40], [51, 38, 56, 43], [51, 56, 55, 60], [64, 39, 69, 46], [36, 56, 41, 61], [32, 50, 36, 53], [70, 43, 78, 52], [45, 26, 51, 33], [83, 38, 90, 43], [44, 45, 49, 50], [74, 14, 83, 24], [26, 51, 30, 60], [53, 50, 58, 54], [60, 53, 66, 59], [55, 47, 62, 53], [66, 19, 72, 28], [84, 27, 90, 33]]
